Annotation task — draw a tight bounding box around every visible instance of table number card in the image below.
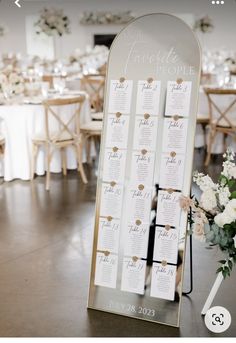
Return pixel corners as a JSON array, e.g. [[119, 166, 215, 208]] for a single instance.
[[165, 80, 192, 117], [121, 257, 146, 295], [108, 79, 133, 114], [153, 226, 179, 264], [156, 190, 182, 227], [126, 184, 152, 223], [162, 117, 188, 154], [136, 79, 161, 115], [100, 182, 123, 219], [97, 217, 121, 254], [103, 147, 127, 184], [133, 114, 158, 151], [130, 150, 155, 187], [159, 152, 185, 191], [106, 113, 130, 149], [94, 252, 118, 289], [124, 220, 150, 259], [150, 262, 177, 301]]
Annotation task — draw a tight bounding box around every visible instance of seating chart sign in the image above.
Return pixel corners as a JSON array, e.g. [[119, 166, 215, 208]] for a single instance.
[[88, 13, 201, 328]]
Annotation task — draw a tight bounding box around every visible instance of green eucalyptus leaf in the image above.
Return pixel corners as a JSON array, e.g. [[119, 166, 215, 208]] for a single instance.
[[230, 191, 236, 199], [228, 260, 233, 270]]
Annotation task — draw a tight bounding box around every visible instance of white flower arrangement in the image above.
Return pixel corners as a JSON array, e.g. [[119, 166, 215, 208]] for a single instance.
[[35, 8, 71, 37], [194, 15, 214, 34], [80, 11, 135, 25], [180, 148, 236, 278], [0, 70, 25, 96]]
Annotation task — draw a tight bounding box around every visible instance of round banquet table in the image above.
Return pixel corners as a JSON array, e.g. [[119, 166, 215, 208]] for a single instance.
[[0, 92, 92, 181], [196, 86, 236, 152]]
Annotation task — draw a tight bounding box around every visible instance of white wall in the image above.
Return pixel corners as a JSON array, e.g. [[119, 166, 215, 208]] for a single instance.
[[0, 0, 236, 57]]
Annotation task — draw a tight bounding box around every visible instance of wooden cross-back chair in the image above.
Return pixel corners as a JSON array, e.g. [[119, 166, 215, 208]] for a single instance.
[[81, 75, 105, 120], [204, 88, 236, 166], [31, 96, 88, 190]]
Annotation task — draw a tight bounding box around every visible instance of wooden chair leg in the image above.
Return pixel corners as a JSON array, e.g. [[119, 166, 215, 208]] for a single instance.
[[86, 135, 92, 164], [76, 143, 88, 184], [205, 129, 216, 166], [45, 145, 51, 191], [31, 144, 39, 180], [61, 148, 67, 176]]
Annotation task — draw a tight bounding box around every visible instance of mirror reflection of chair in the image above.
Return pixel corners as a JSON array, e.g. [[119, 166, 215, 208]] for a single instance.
[[204, 88, 236, 166], [81, 75, 105, 121], [80, 121, 103, 164], [31, 96, 88, 191]]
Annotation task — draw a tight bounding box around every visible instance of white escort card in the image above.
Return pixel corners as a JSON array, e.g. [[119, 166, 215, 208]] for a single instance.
[[103, 147, 127, 184], [153, 226, 179, 264], [159, 152, 185, 191], [121, 257, 146, 295], [165, 80, 192, 117], [136, 79, 161, 115], [105, 113, 130, 149], [133, 115, 158, 151], [156, 190, 182, 227], [130, 150, 155, 187], [126, 185, 152, 223], [100, 182, 123, 219], [108, 79, 133, 114], [124, 221, 150, 259], [162, 117, 188, 154], [94, 252, 118, 289], [150, 262, 177, 301], [97, 217, 120, 254]]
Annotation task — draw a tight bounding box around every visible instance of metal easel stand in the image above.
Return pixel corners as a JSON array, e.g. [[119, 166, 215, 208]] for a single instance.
[[182, 204, 193, 296], [182, 234, 193, 296]]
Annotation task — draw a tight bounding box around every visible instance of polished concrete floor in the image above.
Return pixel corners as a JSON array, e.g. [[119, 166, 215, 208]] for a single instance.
[[0, 149, 235, 337]]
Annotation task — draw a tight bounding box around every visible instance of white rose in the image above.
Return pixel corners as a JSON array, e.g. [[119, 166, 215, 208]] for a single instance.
[[214, 213, 226, 227], [200, 188, 217, 211], [224, 199, 236, 221]]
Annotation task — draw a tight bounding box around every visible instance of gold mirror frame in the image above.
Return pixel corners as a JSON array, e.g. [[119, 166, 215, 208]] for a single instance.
[[88, 13, 201, 328]]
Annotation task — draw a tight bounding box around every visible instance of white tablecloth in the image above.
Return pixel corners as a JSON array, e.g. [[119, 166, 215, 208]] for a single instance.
[[196, 87, 236, 153], [0, 93, 92, 181]]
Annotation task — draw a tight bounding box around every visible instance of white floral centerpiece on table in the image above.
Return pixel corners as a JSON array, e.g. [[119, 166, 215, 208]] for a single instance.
[[180, 148, 236, 278], [35, 8, 71, 37], [0, 70, 25, 96]]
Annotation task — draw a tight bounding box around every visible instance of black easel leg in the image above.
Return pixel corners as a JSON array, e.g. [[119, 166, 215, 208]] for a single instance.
[[182, 234, 193, 295], [182, 203, 193, 296]]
